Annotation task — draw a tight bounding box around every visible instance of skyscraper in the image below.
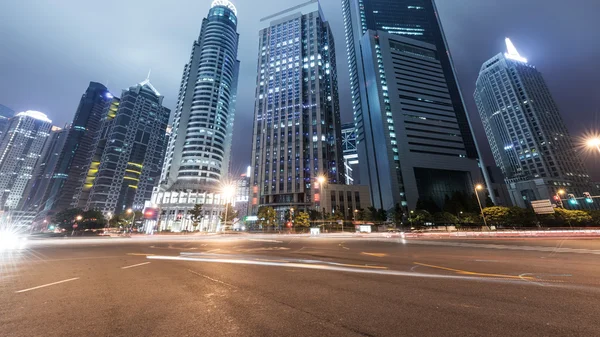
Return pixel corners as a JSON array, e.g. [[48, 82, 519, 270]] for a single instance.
[[19, 126, 68, 212], [151, 0, 240, 232], [84, 79, 169, 215], [249, 0, 344, 215], [0, 111, 52, 210], [475, 38, 593, 207], [38, 82, 113, 213], [0, 104, 15, 139], [342, 0, 488, 211]]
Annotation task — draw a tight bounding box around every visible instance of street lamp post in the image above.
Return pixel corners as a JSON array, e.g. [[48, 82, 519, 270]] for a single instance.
[[475, 184, 490, 230], [73, 215, 83, 236], [221, 184, 235, 232], [317, 175, 326, 232], [555, 189, 565, 208], [126, 209, 135, 233]]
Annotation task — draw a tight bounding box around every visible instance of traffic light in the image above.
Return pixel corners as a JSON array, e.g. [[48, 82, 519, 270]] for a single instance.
[[553, 195, 561, 202], [583, 192, 593, 203], [568, 194, 578, 205]]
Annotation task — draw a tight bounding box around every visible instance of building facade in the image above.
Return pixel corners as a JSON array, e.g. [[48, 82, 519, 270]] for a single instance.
[[19, 126, 69, 212], [0, 111, 52, 210], [234, 167, 251, 223], [341, 122, 358, 185], [249, 0, 344, 217], [84, 80, 169, 215], [0, 104, 15, 139], [342, 0, 490, 211], [475, 39, 594, 208], [151, 0, 240, 232], [37, 82, 113, 213]]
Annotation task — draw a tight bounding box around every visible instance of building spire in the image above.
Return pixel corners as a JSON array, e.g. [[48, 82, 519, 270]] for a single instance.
[[146, 69, 152, 81], [504, 37, 527, 63]]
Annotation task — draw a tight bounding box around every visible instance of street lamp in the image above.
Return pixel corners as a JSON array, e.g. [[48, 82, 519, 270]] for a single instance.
[[72, 215, 83, 236], [317, 175, 327, 231], [587, 137, 600, 154], [474, 184, 490, 230], [126, 209, 135, 233], [555, 189, 566, 208], [221, 184, 236, 232]]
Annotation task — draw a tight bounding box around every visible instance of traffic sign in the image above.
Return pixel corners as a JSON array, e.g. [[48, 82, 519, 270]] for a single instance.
[[531, 199, 554, 215]]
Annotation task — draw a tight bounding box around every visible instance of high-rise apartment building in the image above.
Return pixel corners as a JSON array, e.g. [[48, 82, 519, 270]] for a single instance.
[[0, 111, 52, 210], [84, 79, 169, 215], [19, 126, 68, 212], [38, 82, 112, 213], [249, 0, 344, 215], [151, 0, 240, 232], [475, 39, 594, 207], [342, 0, 489, 211]]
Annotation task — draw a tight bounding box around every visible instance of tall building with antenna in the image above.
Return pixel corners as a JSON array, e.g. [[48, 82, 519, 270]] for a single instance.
[[150, 0, 240, 232], [475, 38, 594, 207]]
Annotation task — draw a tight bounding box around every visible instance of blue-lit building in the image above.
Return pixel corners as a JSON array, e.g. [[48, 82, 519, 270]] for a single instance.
[[36, 82, 113, 214], [249, 0, 345, 215], [342, 0, 490, 211]]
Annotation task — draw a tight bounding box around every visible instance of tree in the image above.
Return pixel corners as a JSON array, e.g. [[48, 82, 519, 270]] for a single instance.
[[433, 212, 458, 225], [81, 210, 106, 229], [109, 214, 124, 228], [308, 210, 321, 221], [376, 208, 388, 222], [355, 208, 366, 221], [294, 211, 310, 231], [366, 206, 378, 222], [391, 203, 404, 227], [555, 209, 592, 227], [482, 206, 511, 225], [588, 210, 600, 226], [460, 212, 482, 225], [188, 204, 204, 229], [257, 206, 276, 231], [52, 208, 84, 230], [219, 203, 238, 230], [410, 210, 432, 229]]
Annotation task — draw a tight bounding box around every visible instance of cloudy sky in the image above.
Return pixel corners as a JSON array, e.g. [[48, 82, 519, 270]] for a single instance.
[[1, 0, 599, 177]]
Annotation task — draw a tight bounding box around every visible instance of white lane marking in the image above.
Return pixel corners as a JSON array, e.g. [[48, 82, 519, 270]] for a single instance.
[[410, 240, 600, 255], [205, 249, 221, 253], [187, 269, 237, 288], [15, 277, 80, 293], [121, 262, 151, 269], [248, 239, 283, 243]]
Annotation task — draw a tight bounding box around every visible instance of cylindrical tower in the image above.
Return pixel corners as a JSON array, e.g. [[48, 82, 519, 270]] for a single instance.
[[153, 0, 240, 232]]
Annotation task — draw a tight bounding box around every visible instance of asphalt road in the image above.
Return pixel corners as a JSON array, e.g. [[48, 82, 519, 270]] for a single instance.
[[1, 235, 599, 336]]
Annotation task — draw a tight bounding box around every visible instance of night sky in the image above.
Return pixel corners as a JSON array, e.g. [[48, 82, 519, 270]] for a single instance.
[[1, 0, 599, 178]]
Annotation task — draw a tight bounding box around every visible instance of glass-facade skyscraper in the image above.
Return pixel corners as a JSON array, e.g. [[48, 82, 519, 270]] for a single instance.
[[342, 0, 488, 211], [475, 39, 594, 207], [37, 82, 113, 214], [151, 0, 240, 232], [84, 79, 169, 215], [249, 0, 344, 215]]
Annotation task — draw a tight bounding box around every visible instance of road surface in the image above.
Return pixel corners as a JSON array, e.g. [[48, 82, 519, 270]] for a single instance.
[[1, 235, 599, 336]]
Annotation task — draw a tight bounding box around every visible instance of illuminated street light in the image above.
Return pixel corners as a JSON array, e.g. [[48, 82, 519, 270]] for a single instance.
[[587, 137, 600, 154], [76, 215, 83, 221], [221, 184, 236, 231], [474, 185, 489, 230]]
